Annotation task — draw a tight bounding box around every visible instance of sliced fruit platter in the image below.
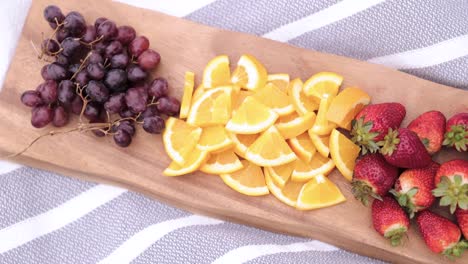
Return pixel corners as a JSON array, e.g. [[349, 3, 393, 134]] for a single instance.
[[1, 0, 467, 263]]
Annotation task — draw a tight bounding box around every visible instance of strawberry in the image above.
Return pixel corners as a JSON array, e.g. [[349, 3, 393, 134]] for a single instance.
[[390, 162, 439, 218], [407, 110, 446, 155], [372, 195, 410, 246], [352, 153, 399, 206], [456, 208, 468, 239], [433, 159, 468, 214], [416, 210, 468, 258], [443, 113, 468, 152], [351, 103, 406, 154], [379, 128, 432, 169]]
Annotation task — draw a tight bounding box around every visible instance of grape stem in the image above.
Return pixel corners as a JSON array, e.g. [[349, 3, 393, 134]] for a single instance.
[[80, 35, 104, 47], [70, 51, 93, 80]]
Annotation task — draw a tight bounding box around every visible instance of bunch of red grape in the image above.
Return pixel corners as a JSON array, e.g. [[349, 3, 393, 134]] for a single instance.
[[20, 5, 180, 147]]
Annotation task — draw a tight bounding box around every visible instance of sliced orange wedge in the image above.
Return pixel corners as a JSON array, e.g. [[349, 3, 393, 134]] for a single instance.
[[179, 71, 195, 119], [309, 131, 330, 157], [253, 83, 294, 116], [296, 174, 346, 210], [288, 78, 319, 115], [245, 126, 297, 167], [227, 132, 259, 158], [265, 168, 304, 207], [220, 160, 269, 196], [267, 73, 290, 93], [200, 149, 243, 174], [303, 72, 343, 100], [326, 87, 370, 130], [276, 112, 316, 139], [231, 54, 267, 91], [291, 154, 335, 182], [288, 132, 317, 162], [192, 84, 205, 104], [197, 125, 234, 153], [329, 129, 360, 181], [202, 55, 231, 88], [163, 148, 209, 176], [310, 96, 337, 136], [187, 86, 232, 127], [225, 96, 278, 134], [163, 117, 202, 165], [265, 162, 295, 188]]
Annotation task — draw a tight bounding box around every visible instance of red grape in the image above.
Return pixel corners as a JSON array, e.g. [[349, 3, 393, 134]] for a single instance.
[[58, 80, 76, 104], [75, 71, 89, 87], [41, 65, 51, 80], [104, 69, 128, 92], [43, 5, 64, 24], [90, 119, 106, 137], [86, 80, 109, 103], [157, 96, 180, 116], [97, 20, 118, 41], [21, 90, 43, 107], [46, 63, 68, 81], [81, 25, 97, 43], [52, 105, 69, 127], [119, 108, 135, 118], [148, 77, 168, 98], [84, 102, 101, 120], [93, 41, 107, 54], [94, 17, 108, 29], [105, 40, 123, 58], [110, 53, 129, 69], [31, 105, 54, 128], [138, 105, 159, 120], [137, 49, 160, 71], [55, 54, 70, 66], [86, 63, 105, 80], [104, 93, 126, 114], [128, 36, 149, 57], [63, 12, 86, 37], [88, 52, 103, 64], [115, 120, 135, 136], [37, 80, 58, 104], [126, 64, 147, 83], [61, 37, 82, 57], [70, 96, 83, 115], [116, 26, 136, 45], [143, 116, 165, 134], [56, 28, 71, 43], [125, 86, 148, 113], [113, 129, 131, 147], [41, 39, 60, 55]]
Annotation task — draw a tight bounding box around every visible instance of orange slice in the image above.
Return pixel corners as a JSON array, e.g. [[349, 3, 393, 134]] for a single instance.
[[309, 131, 330, 157], [326, 87, 371, 130], [231, 54, 267, 91], [245, 126, 297, 167], [220, 160, 269, 196], [291, 154, 335, 182], [265, 162, 295, 188], [225, 96, 278, 134], [288, 78, 319, 115], [296, 174, 346, 210], [187, 86, 232, 127], [200, 149, 243, 174], [303, 72, 343, 100], [232, 90, 254, 114], [163, 148, 209, 176], [276, 112, 316, 139], [265, 168, 304, 207], [227, 132, 259, 158], [163, 117, 202, 165], [179, 71, 195, 119], [252, 83, 294, 116], [202, 55, 231, 88], [310, 97, 337, 136], [288, 132, 317, 162], [267, 73, 290, 93], [192, 84, 205, 104], [329, 129, 360, 181], [197, 125, 234, 153]]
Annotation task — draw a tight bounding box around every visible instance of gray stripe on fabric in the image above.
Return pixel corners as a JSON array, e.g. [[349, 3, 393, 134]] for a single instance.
[[0, 191, 189, 264], [289, 0, 468, 60], [185, 0, 340, 35], [247, 250, 387, 264], [132, 222, 310, 264], [0, 167, 95, 229], [403, 55, 468, 90]]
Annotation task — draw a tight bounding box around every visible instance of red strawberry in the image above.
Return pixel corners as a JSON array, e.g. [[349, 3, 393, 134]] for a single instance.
[[351, 103, 406, 154], [352, 153, 399, 206], [379, 128, 432, 169], [433, 159, 468, 214], [407, 111, 446, 155], [416, 210, 468, 258], [443, 113, 468, 152], [455, 208, 468, 239], [372, 195, 410, 246], [390, 162, 439, 218]]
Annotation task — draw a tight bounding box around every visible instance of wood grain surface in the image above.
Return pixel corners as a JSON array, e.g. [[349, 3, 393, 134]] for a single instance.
[[1, 0, 467, 263]]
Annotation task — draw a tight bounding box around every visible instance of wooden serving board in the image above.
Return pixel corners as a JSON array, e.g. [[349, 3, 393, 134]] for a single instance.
[[1, 0, 467, 263]]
